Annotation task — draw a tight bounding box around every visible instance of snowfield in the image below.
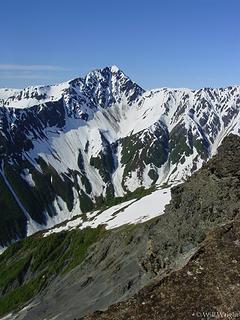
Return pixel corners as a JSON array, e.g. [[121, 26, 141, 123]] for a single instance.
[[44, 186, 172, 236], [0, 65, 240, 249]]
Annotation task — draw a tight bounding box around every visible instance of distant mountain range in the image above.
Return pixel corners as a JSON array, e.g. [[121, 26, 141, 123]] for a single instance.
[[0, 65, 239, 248]]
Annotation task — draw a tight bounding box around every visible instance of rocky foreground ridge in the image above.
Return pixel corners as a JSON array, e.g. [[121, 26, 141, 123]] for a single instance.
[[0, 134, 239, 319], [86, 220, 240, 320]]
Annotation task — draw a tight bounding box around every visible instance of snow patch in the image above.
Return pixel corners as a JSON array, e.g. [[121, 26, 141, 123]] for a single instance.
[[44, 186, 172, 236]]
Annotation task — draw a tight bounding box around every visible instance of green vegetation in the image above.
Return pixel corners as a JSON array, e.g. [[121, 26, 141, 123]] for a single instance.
[[89, 147, 115, 202], [0, 156, 78, 245], [80, 175, 92, 194], [0, 256, 30, 288], [90, 150, 114, 184], [0, 276, 45, 317], [96, 186, 156, 212], [4, 162, 54, 224], [169, 124, 192, 164], [36, 157, 74, 212], [193, 138, 208, 160], [77, 149, 85, 171], [0, 172, 27, 246], [120, 128, 168, 189], [0, 172, 24, 224], [148, 169, 159, 183], [120, 134, 145, 175], [0, 226, 106, 316], [79, 191, 94, 213]]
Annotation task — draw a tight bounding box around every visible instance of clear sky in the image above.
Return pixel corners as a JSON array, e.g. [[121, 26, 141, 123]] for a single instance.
[[0, 0, 239, 89]]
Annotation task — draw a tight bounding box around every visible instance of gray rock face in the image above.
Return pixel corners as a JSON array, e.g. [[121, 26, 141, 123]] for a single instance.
[[86, 220, 240, 320]]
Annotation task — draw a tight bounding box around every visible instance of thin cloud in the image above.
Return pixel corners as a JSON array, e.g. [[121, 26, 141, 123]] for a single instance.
[[3, 74, 55, 80], [0, 64, 70, 71]]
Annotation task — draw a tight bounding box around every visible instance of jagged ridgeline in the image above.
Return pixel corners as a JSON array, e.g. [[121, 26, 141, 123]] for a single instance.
[[0, 65, 240, 247], [0, 134, 240, 319]]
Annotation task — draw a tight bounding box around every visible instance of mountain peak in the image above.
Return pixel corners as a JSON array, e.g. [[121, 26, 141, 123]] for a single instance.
[[110, 65, 120, 73]]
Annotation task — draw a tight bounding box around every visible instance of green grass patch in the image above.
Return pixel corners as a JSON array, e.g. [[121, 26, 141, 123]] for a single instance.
[[0, 225, 106, 317]]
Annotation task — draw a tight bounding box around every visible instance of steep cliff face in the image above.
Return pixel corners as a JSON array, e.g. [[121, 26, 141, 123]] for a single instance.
[[0, 134, 240, 320], [0, 66, 240, 247]]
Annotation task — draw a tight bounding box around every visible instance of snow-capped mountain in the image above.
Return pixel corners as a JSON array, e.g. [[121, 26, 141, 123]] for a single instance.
[[0, 65, 239, 247]]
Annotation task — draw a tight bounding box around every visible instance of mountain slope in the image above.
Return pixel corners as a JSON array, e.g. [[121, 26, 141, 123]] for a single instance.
[[0, 66, 240, 247], [0, 134, 240, 320], [86, 220, 240, 320]]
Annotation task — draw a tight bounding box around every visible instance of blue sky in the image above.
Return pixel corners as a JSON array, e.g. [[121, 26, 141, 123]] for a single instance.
[[0, 0, 239, 89]]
